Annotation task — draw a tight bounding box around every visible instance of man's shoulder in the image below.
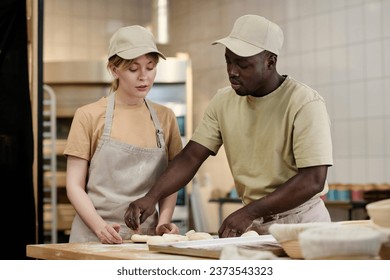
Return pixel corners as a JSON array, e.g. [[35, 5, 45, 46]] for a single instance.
[[213, 86, 237, 100], [285, 76, 323, 102]]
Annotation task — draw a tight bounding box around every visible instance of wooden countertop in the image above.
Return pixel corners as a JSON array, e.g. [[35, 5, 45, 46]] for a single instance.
[[26, 242, 209, 260]]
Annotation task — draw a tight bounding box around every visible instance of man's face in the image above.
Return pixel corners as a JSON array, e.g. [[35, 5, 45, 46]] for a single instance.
[[224, 49, 270, 97]]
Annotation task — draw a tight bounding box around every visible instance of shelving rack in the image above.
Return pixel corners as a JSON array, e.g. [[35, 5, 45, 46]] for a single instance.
[[42, 84, 57, 243], [43, 60, 111, 243]]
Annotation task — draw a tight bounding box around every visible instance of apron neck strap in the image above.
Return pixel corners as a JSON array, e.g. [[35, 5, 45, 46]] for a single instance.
[[103, 94, 165, 148], [102, 93, 115, 139], [145, 99, 165, 148]]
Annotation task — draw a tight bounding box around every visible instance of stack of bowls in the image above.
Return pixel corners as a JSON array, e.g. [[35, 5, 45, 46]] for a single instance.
[[366, 198, 390, 259]]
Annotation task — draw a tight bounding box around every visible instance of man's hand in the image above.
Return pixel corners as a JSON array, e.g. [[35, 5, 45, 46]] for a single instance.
[[124, 196, 157, 230], [218, 206, 256, 238]]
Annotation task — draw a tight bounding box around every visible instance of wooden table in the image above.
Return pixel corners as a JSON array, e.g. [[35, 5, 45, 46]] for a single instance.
[[26, 242, 209, 260]]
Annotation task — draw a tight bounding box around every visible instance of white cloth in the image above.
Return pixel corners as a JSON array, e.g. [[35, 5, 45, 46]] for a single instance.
[[219, 245, 279, 260]]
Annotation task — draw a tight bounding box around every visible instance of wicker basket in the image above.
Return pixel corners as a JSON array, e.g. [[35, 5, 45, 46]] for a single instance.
[[280, 240, 303, 259]]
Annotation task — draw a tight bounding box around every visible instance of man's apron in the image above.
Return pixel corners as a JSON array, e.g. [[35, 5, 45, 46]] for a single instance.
[[69, 93, 168, 242], [247, 197, 331, 234]]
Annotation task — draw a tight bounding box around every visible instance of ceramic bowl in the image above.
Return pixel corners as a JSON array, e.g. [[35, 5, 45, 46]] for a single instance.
[[366, 199, 390, 228]]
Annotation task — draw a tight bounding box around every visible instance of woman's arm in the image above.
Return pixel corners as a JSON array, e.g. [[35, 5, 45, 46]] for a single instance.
[[66, 155, 122, 243], [156, 192, 180, 235]]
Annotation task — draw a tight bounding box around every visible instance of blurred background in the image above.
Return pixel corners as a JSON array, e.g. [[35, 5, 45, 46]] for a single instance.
[[3, 0, 390, 258]]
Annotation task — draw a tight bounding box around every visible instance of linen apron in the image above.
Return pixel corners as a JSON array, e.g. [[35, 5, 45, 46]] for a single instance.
[[247, 197, 331, 235], [69, 93, 167, 242]]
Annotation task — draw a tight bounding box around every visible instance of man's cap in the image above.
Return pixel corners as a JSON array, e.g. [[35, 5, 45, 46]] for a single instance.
[[212, 15, 284, 57], [108, 25, 166, 60]]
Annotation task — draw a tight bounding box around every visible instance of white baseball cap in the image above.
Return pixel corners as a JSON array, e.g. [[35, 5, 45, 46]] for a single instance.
[[108, 25, 166, 60], [212, 15, 284, 57]]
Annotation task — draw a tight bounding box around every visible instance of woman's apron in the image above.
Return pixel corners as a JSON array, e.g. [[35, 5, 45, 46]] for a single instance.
[[69, 93, 168, 242]]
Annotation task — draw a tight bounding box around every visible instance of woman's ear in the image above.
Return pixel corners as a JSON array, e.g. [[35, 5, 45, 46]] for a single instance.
[[109, 65, 118, 79]]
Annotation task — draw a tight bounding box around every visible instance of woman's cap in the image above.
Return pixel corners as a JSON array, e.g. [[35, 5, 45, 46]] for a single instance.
[[108, 25, 166, 60], [212, 15, 284, 57]]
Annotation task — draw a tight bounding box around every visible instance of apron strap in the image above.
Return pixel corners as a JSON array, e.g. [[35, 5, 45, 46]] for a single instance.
[[102, 92, 115, 139], [102, 94, 165, 148], [145, 99, 165, 148]]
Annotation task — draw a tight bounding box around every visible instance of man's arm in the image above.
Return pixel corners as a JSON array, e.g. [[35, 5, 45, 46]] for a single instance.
[[218, 165, 329, 237], [124, 140, 213, 230]]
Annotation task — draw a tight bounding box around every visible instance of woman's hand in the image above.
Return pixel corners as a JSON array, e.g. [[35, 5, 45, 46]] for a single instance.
[[156, 223, 180, 235], [95, 223, 123, 244]]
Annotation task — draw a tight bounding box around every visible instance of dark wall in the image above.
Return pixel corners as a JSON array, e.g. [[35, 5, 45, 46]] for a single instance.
[[0, 0, 36, 259]]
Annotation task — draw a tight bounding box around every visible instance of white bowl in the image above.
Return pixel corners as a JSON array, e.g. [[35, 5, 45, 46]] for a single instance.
[[366, 199, 390, 228]]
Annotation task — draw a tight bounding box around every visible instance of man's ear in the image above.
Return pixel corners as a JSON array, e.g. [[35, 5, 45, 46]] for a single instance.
[[267, 53, 278, 68]]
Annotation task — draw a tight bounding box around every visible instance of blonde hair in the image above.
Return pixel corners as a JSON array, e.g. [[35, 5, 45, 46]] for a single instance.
[[107, 53, 160, 93]]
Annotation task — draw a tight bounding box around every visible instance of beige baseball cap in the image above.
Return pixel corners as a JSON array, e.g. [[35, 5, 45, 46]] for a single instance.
[[108, 25, 166, 60], [212, 15, 284, 57]]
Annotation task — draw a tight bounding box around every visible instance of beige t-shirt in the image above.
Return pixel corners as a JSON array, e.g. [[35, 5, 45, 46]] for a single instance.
[[191, 76, 333, 205], [64, 95, 183, 161]]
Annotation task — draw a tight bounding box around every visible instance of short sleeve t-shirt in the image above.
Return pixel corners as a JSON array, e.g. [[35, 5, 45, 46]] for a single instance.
[[64, 95, 183, 161], [191, 76, 333, 204]]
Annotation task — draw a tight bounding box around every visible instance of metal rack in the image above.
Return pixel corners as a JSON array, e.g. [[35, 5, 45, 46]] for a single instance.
[[42, 84, 57, 243], [43, 60, 112, 243]]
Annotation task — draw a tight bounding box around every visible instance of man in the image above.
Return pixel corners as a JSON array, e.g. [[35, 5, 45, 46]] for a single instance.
[[124, 15, 333, 238]]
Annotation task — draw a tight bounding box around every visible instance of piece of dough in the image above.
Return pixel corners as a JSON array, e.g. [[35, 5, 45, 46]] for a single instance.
[[186, 231, 214, 241], [162, 233, 189, 242], [131, 234, 151, 243], [146, 236, 166, 245], [135, 233, 189, 244], [241, 230, 259, 237], [185, 229, 196, 236]]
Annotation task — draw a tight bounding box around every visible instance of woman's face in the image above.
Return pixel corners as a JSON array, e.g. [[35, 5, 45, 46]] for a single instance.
[[114, 54, 158, 99]]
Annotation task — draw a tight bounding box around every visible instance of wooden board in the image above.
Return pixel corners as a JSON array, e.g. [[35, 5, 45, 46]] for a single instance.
[[26, 242, 209, 260], [148, 235, 286, 259]]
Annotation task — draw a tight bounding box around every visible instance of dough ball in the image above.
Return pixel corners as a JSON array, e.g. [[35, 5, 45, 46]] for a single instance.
[[187, 231, 214, 241], [146, 236, 166, 245], [185, 229, 196, 237], [241, 230, 259, 237], [162, 233, 188, 242], [131, 234, 150, 243]]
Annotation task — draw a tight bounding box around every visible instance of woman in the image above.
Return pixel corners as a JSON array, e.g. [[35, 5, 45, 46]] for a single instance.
[[64, 25, 182, 244]]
